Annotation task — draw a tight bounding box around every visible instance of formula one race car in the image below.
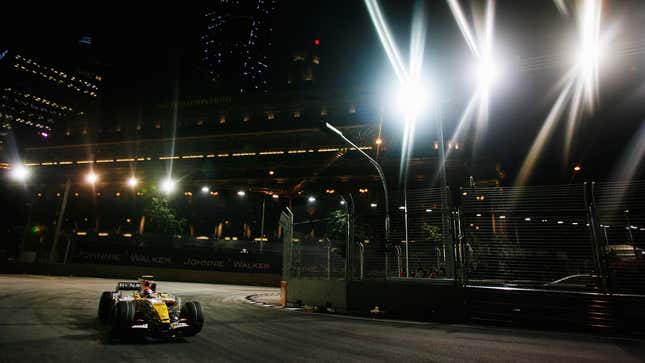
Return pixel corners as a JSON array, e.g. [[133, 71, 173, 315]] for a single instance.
[[98, 276, 204, 339]]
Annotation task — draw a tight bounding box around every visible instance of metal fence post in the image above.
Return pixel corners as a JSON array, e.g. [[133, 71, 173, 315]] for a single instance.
[[359, 242, 365, 280], [385, 252, 389, 279], [326, 242, 331, 280], [280, 208, 294, 281], [453, 208, 466, 286], [587, 182, 608, 292], [395, 245, 402, 277]]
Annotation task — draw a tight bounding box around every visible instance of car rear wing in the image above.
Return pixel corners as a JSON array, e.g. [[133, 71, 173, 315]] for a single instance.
[[116, 281, 141, 291]]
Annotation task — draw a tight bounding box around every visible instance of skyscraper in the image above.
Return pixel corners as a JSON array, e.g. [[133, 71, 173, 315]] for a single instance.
[[0, 50, 99, 136], [201, 0, 277, 94], [288, 39, 321, 88]]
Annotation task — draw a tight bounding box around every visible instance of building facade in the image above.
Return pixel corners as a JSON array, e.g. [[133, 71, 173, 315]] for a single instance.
[[5, 86, 471, 243], [287, 40, 321, 87], [0, 49, 101, 141]]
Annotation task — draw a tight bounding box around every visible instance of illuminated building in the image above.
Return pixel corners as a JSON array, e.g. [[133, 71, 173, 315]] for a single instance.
[[288, 39, 321, 87], [0, 49, 100, 137], [201, 0, 277, 94]]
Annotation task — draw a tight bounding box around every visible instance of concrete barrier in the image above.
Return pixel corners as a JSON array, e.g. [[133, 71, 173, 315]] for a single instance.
[[285, 278, 465, 321], [347, 280, 466, 321], [285, 279, 347, 311], [0, 262, 281, 286]]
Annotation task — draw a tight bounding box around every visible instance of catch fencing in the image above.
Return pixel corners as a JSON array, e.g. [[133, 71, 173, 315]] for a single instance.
[[280, 181, 645, 297]]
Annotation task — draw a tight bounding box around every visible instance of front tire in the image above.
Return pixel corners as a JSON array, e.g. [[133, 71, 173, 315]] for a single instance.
[[98, 291, 113, 322], [111, 301, 136, 337], [180, 301, 204, 336]]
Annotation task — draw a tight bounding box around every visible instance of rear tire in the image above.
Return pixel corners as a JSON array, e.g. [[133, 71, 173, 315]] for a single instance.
[[111, 301, 136, 337], [180, 301, 204, 336], [98, 291, 113, 322]]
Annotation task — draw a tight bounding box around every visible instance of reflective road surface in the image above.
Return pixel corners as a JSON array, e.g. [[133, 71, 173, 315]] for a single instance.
[[0, 275, 643, 362]]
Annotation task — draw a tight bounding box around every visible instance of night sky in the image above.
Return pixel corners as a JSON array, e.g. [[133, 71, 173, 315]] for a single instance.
[[2, 1, 644, 182]]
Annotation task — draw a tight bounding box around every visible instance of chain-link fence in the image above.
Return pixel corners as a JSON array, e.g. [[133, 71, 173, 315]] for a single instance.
[[280, 182, 645, 296], [280, 199, 350, 280], [381, 188, 454, 280], [280, 188, 454, 282], [459, 184, 598, 290], [594, 181, 645, 294]]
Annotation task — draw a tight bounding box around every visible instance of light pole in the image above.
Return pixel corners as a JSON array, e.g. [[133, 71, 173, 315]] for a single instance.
[[259, 195, 271, 254], [341, 194, 355, 281], [435, 103, 448, 192], [260, 196, 266, 240], [254, 192, 279, 253], [395, 84, 440, 278], [9, 164, 33, 255], [50, 178, 71, 264], [399, 96, 449, 278], [323, 122, 391, 248]]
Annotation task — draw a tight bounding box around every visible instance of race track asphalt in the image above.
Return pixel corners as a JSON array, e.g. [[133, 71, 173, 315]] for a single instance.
[[0, 274, 643, 363]]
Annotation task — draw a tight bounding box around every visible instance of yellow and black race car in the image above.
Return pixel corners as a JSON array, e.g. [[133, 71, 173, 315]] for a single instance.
[[98, 276, 204, 339]]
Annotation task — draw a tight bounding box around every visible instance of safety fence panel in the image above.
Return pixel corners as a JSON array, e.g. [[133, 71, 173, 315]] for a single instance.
[[459, 184, 598, 290], [594, 181, 645, 295], [287, 210, 348, 280], [359, 188, 454, 281]]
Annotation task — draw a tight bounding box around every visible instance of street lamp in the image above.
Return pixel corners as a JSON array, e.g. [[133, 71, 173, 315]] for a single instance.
[[323, 121, 391, 247], [474, 58, 503, 90], [9, 164, 30, 182], [85, 172, 98, 185], [237, 190, 246, 197], [160, 178, 176, 194], [307, 196, 316, 203], [395, 79, 429, 120], [127, 176, 139, 188], [201, 186, 210, 193], [258, 192, 281, 249], [394, 79, 433, 278]]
